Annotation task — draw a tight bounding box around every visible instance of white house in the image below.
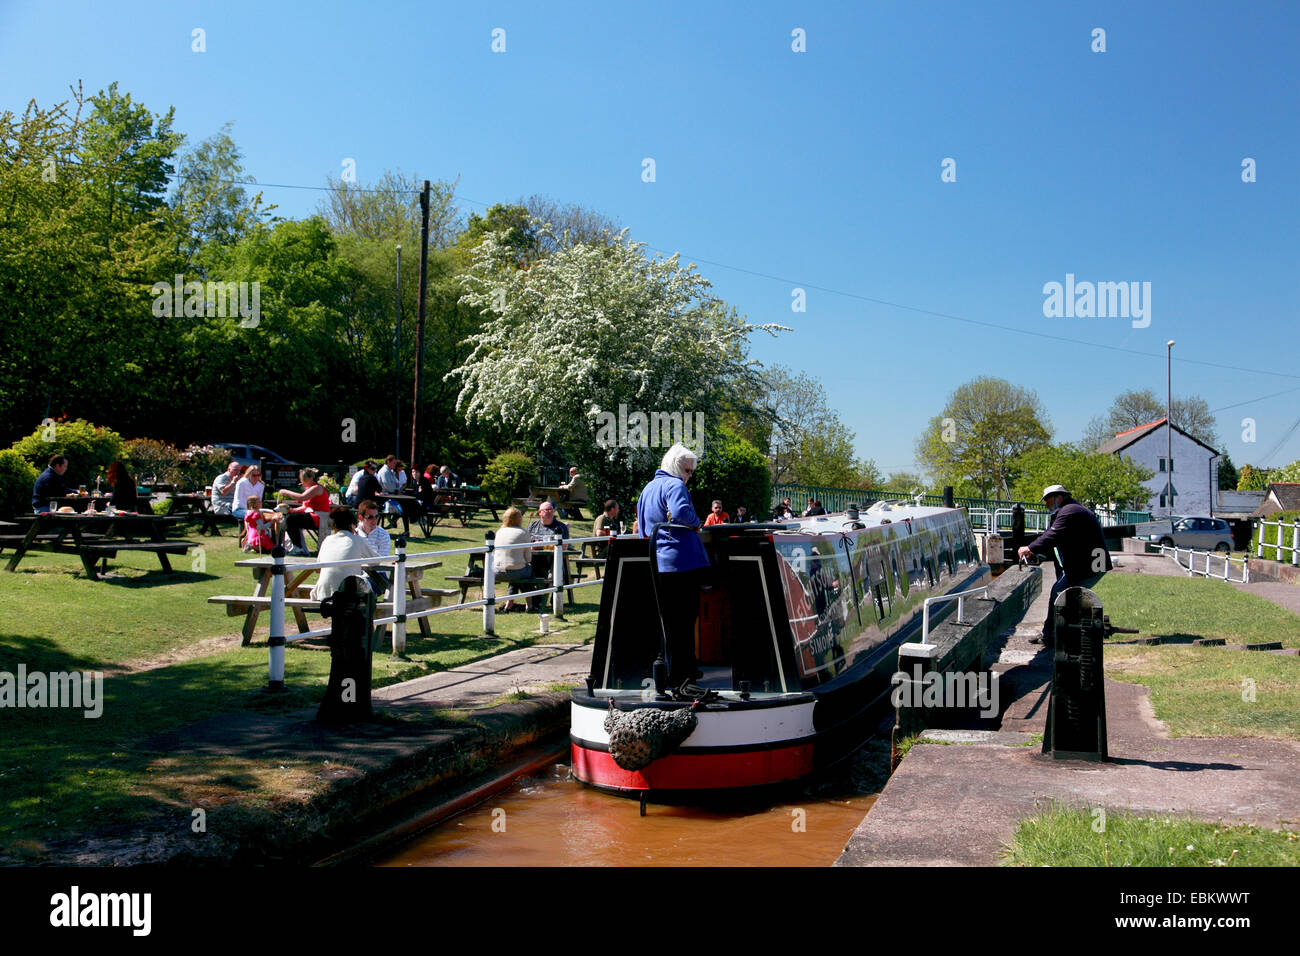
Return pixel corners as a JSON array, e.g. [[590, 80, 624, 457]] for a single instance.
[[1093, 418, 1219, 517]]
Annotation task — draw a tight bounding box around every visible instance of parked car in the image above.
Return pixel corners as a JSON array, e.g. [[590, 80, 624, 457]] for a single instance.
[[211, 443, 297, 468], [1143, 516, 1233, 552]]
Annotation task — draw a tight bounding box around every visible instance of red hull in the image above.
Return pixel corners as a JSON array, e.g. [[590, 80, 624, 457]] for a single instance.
[[571, 742, 815, 791]]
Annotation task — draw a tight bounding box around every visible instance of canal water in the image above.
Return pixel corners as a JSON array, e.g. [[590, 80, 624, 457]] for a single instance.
[[377, 731, 891, 867]]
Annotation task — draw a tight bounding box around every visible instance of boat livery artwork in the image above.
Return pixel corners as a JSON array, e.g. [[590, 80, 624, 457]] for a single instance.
[[570, 501, 991, 794]]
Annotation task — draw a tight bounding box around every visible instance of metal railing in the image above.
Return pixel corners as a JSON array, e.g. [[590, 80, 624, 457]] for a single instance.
[[918, 585, 993, 647], [1254, 518, 1300, 566], [253, 532, 611, 688], [1160, 544, 1250, 584]]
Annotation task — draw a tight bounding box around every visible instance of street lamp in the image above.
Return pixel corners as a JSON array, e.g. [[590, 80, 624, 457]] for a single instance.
[[1166, 340, 1174, 515]]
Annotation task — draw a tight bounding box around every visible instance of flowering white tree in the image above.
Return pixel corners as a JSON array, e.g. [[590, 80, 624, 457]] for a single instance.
[[448, 226, 786, 504]]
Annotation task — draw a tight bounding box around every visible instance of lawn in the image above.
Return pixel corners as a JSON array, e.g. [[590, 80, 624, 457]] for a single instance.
[[0, 510, 604, 853], [1091, 574, 1300, 648], [1002, 805, 1300, 866]]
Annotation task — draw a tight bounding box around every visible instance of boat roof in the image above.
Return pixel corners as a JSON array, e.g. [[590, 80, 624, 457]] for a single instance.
[[760, 501, 963, 536]]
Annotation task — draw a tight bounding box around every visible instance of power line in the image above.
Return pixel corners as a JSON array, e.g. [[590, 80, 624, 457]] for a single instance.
[[39, 158, 1300, 385], [1211, 385, 1300, 413]]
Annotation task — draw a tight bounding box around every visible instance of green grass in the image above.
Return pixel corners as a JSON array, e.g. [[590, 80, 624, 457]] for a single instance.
[[1105, 645, 1300, 740], [1092, 574, 1300, 647], [0, 512, 603, 854], [1003, 805, 1300, 866]]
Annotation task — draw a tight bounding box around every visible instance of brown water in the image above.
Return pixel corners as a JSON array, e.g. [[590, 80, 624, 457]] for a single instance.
[[377, 744, 887, 867]]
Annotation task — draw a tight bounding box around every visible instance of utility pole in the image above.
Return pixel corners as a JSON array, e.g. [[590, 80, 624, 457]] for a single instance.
[[395, 244, 402, 459], [1166, 340, 1175, 515], [410, 181, 430, 469]]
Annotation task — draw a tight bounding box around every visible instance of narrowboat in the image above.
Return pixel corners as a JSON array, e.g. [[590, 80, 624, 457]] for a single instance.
[[570, 502, 990, 794]]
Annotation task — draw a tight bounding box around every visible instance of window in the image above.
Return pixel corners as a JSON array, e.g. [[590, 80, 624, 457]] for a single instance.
[[1158, 458, 1165, 472]]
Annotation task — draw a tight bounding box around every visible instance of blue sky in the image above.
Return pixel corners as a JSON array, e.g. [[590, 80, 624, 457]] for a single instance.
[[4, 0, 1298, 475]]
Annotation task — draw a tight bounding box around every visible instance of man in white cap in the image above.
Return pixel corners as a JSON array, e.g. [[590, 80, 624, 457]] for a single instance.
[[1017, 484, 1112, 647]]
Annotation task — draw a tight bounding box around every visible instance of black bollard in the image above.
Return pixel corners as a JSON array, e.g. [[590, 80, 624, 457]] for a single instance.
[[942, 486, 954, 509], [316, 576, 377, 725], [1011, 503, 1026, 556], [1042, 587, 1108, 761]]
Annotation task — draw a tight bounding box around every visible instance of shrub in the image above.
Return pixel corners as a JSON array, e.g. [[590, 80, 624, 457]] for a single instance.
[[124, 438, 187, 486], [482, 450, 536, 504], [1251, 509, 1300, 561], [0, 449, 39, 517], [692, 425, 771, 521], [180, 444, 234, 490], [318, 474, 341, 496], [9, 418, 124, 488]]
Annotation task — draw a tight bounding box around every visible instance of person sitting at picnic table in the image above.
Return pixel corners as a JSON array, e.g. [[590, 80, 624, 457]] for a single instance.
[[105, 460, 139, 512], [416, 465, 439, 509], [525, 501, 570, 610], [32, 454, 71, 513], [735, 505, 751, 523], [436, 464, 459, 489], [311, 507, 378, 602], [232, 466, 264, 520], [591, 500, 621, 556], [242, 496, 281, 553], [377, 455, 404, 526], [276, 467, 331, 556], [344, 460, 381, 507], [211, 461, 242, 515], [356, 499, 393, 596], [494, 507, 534, 612], [703, 500, 730, 526]]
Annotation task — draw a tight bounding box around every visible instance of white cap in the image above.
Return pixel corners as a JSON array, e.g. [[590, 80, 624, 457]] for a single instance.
[[1042, 484, 1068, 500]]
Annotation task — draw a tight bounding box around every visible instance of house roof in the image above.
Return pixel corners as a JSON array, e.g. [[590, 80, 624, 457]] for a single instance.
[[1093, 417, 1220, 457], [1250, 483, 1300, 518]]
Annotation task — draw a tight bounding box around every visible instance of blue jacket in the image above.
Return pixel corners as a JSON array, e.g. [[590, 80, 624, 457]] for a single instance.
[[636, 469, 709, 573]]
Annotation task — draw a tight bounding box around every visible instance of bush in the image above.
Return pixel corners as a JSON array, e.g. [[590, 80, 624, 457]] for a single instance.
[[1251, 510, 1300, 561], [180, 444, 234, 490], [692, 426, 771, 521], [482, 450, 536, 504], [124, 438, 186, 486], [0, 449, 39, 517], [318, 474, 341, 496], [9, 418, 124, 489]]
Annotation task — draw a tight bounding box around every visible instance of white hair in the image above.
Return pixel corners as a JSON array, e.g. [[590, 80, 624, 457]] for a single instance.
[[659, 443, 698, 480]]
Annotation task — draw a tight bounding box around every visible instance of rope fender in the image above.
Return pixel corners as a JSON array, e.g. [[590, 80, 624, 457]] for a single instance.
[[603, 700, 699, 771]]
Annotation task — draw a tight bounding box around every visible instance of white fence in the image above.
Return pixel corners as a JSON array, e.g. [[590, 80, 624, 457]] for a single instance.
[[1160, 544, 1249, 584], [968, 507, 1050, 533], [260, 532, 609, 689], [1254, 518, 1300, 566]]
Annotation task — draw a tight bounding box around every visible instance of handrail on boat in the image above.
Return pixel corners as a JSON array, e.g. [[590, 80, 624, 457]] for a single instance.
[[919, 585, 993, 646]]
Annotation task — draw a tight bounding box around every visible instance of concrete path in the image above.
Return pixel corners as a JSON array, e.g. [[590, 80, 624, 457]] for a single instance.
[[837, 560, 1300, 866], [373, 643, 592, 709]]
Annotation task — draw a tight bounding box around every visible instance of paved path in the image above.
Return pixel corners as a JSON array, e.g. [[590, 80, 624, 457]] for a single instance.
[[373, 643, 592, 709], [837, 560, 1300, 866]]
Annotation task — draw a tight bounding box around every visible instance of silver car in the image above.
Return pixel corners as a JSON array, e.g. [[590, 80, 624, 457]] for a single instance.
[[1144, 516, 1233, 552]]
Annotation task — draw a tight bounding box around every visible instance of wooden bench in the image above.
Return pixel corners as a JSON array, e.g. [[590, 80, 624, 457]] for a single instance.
[[207, 593, 435, 645], [445, 574, 552, 604], [573, 557, 607, 579]]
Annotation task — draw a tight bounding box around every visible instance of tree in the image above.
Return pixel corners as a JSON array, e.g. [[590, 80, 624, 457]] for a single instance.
[[318, 171, 460, 249], [795, 421, 864, 488], [519, 195, 620, 253], [1237, 464, 1270, 491], [762, 366, 872, 486], [691, 424, 771, 520], [915, 377, 1052, 499], [1081, 389, 1220, 451], [1012, 443, 1153, 510], [880, 471, 925, 494], [172, 123, 272, 264], [1217, 453, 1239, 491], [449, 227, 785, 507]]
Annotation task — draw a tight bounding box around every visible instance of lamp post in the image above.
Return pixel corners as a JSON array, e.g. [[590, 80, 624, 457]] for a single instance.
[[395, 244, 402, 459], [1166, 340, 1174, 515]]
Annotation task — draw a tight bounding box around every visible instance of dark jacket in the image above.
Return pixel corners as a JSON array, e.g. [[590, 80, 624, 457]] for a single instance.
[[32, 467, 69, 511], [1026, 497, 1112, 582]]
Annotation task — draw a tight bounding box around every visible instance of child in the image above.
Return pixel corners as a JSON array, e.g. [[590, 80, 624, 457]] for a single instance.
[[242, 496, 281, 553]]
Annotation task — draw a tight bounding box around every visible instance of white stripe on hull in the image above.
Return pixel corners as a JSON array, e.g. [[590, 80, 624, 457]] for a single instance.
[[571, 698, 817, 749]]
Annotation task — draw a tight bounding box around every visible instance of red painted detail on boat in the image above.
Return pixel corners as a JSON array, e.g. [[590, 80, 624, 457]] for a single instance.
[[571, 742, 815, 791]]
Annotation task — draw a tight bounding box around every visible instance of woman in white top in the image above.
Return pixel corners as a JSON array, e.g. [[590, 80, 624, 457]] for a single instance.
[[311, 507, 378, 601], [494, 507, 533, 612], [232, 466, 265, 519]]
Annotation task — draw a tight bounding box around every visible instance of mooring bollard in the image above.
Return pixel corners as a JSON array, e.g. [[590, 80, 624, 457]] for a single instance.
[[483, 531, 496, 635], [267, 545, 286, 691]]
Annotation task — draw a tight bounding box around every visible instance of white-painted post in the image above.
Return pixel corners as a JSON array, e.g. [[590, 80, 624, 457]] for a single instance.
[[1279, 520, 1286, 561], [1256, 521, 1263, 559], [1292, 520, 1299, 567], [552, 536, 565, 618], [268, 546, 286, 689], [392, 538, 407, 654], [483, 531, 496, 635]]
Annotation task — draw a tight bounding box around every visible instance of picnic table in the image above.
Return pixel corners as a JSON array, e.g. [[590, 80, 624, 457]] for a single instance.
[[2, 512, 195, 580], [529, 484, 590, 520], [212, 553, 444, 645]]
